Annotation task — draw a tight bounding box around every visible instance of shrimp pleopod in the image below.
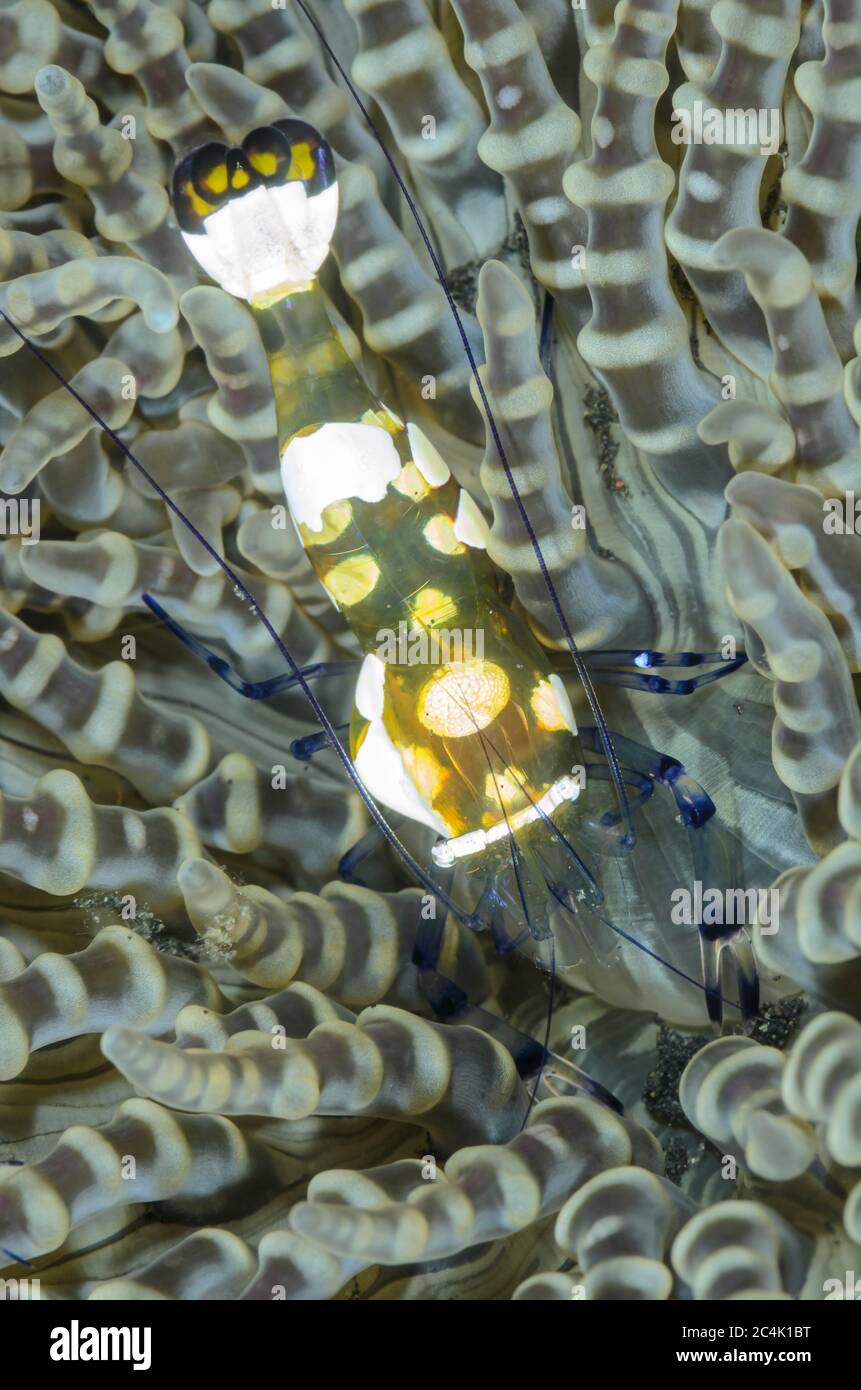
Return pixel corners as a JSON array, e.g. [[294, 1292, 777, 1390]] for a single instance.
[[167, 119, 756, 1036]]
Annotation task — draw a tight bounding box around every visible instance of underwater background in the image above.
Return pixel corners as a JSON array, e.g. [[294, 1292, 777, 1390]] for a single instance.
[[0, 0, 859, 1300]]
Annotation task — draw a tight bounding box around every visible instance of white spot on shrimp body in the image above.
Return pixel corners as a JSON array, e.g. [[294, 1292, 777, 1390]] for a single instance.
[[497, 85, 522, 109], [453, 490, 490, 549], [281, 422, 402, 531], [181, 183, 339, 303], [776, 333, 791, 351], [353, 651, 449, 834], [354, 719, 449, 836], [355, 652, 386, 721], [549, 674, 578, 734], [407, 422, 450, 487], [22, 807, 39, 832], [0, 625, 19, 653], [592, 117, 615, 149]]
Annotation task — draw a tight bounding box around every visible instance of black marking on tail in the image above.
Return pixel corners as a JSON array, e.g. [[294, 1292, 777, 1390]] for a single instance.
[[172, 119, 335, 233]]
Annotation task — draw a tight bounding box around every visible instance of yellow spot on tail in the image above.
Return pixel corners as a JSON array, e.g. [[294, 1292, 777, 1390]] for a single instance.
[[324, 554, 380, 607], [182, 179, 217, 217], [249, 150, 278, 176], [288, 142, 316, 180], [203, 164, 228, 195], [231, 165, 251, 189]]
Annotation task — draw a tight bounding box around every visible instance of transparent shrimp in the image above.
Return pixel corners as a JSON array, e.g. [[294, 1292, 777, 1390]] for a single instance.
[[0, 110, 757, 1128], [168, 119, 758, 1039]]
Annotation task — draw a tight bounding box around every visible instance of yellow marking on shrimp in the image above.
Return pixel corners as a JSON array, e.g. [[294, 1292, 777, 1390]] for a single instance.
[[393, 463, 430, 502], [288, 142, 316, 180], [182, 179, 217, 218], [531, 679, 570, 732], [418, 661, 510, 738], [422, 514, 466, 555], [409, 587, 458, 627], [483, 767, 528, 807], [401, 744, 447, 803], [230, 165, 251, 190], [324, 554, 381, 607], [362, 405, 404, 435], [249, 149, 278, 176], [203, 164, 228, 195], [300, 499, 353, 547]]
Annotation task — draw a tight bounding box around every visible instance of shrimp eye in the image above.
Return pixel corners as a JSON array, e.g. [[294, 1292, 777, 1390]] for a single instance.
[[172, 122, 338, 305]]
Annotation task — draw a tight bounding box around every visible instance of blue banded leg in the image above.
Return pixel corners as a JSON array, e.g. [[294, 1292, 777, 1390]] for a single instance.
[[472, 810, 605, 959], [413, 905, 622, 1113], [142, 593, 358, 699], [578, 727, 717, 829], [579, 648, 747, 695], [290, 726, 349, 761], [460, 777, 606, 956], [579, 761, 655, 818], [579, 727, 756, 1026], [337, 814, 406, 885]]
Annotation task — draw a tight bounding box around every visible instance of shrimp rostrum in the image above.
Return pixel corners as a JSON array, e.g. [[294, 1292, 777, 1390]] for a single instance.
[[160, 116, 762, 1057]]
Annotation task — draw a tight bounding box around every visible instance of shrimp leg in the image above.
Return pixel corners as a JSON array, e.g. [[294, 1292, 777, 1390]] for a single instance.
[[291, 728, 350, 761], [577, 726, 759, 1028], [412, 899, 622, 1113], [579, 648, 747, 694], [337, 819, 403, 885], [142, 593, 358, 700]]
